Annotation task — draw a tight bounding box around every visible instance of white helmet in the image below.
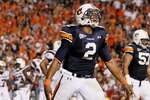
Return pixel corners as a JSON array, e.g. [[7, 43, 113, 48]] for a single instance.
[[133, 29, 149, 49], [42, 50, 55, 60], [53, 40, 61, 52], [15, 58, 26, 70], [75, 3, 101, 28], [0, 60, 6, 72]]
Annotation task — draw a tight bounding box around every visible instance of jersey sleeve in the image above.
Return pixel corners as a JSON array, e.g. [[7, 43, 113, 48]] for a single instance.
[[98, 28, 112, 62], [60, 26, 73, 43], [123, 45, 134, 55], [98, 45, 112, 62], [55, 26, 74, 62]]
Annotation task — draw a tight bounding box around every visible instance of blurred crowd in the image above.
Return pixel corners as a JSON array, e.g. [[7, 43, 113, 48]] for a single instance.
[[0, 0, 149, 99]]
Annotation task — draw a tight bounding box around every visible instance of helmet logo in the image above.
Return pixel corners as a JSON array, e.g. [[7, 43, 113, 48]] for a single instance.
[[77, 8, 82, 15], [134, 33, 139, 37]]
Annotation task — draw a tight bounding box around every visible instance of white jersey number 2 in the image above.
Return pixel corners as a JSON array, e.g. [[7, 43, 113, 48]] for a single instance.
[[83, 43, 96, 60]]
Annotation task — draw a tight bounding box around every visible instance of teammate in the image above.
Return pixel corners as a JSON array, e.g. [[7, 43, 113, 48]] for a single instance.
[[12, 58, 31, 100], [44, 3, 133, 100], [0, 60, 11, 100], [123, 29, 150, 100], [40, 40, 61, 77]]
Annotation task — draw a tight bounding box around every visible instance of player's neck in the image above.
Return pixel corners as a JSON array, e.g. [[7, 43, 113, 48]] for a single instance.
[[80, 25, 93, 34]]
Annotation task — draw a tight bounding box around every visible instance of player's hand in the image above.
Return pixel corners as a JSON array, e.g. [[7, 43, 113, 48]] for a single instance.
[[123, 84, 134, 100], [44, 85, 52, 100]]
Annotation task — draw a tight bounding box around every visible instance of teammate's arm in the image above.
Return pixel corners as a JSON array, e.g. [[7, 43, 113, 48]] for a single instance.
[[40, 59, 48, 76], [147, 64, 150, 80], [31, 75, 40, 91], [23, 66, 34, 83], [122, 53, 133, 85], [7, 79, 12, 92]]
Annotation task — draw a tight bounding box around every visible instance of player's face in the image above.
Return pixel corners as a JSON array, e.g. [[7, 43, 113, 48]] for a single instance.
[[15, 63, 20, 69], [0, 66, 4, 73], [84, 9, 101, 23], [141, 39, 150, 47]]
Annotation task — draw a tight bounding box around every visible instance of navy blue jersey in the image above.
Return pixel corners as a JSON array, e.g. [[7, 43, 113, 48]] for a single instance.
[[55, 25, 112, 75], [124, 43, 150, 80]]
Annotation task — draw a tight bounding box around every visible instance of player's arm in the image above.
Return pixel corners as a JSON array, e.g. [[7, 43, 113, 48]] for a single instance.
[[98, 45, 133, 96], [40, 58, 48, 76], [122, 53, 133, 85], [31, 74, 41, 91], [147, 64, 150, 80], [7, 78, 12, 92], [122, 46, 134, 85], [23, 66, 34, 83]]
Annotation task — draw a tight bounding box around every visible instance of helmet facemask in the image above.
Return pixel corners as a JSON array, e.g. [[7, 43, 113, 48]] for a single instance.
[[0, 61, 6, 73], [0, 65, 5, 73], [14, 63, 21, 72], [140, 39, 150, 49], [82, 9, 101, 27]]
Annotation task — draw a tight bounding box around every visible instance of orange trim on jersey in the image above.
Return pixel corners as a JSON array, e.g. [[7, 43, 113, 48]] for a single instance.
[[123, 47, 133, 52], [60, 32, 73, 41], [105, 35, 109, 41], [54, 57, 62, 64]]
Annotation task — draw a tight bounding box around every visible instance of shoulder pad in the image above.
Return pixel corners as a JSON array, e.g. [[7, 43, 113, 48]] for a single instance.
[[96, 26, 105, 29], [66, 24, 76, 27], [123, 45, 134, 53], [60, 25, 76, 43]]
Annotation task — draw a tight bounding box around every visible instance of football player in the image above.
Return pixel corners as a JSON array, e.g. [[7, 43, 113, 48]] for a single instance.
[[0, 60, 11, 100], [12, 58, 31, 100], [123, 29, 150, 100], [31, 58, 45, 100], [40, 41, 64, 89], [41, 41, 83, 100], [44, 3, 133, 100]]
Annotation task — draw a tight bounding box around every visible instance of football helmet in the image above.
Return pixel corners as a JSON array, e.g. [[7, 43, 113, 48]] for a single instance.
[[42, 50, 55, 61], [53, 40, 61, 52], [133, 29, 149, 49], [75, 4, 101, 28], [15, 58, 26, 71], [0, 60, 6, 72]]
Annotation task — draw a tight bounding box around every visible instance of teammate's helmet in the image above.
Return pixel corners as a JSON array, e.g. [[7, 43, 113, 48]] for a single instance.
[[15, 58, 26, 71], [133, 29, 149, 49], [53, 40, 61, 52], [0, 60, 6, 72], [75, 3, 101, 28], [42, 50, 55, 61]]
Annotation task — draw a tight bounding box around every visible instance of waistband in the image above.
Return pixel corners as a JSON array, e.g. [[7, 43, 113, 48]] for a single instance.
[[64, 70, 94, 79], [131, 77, 149, 86]]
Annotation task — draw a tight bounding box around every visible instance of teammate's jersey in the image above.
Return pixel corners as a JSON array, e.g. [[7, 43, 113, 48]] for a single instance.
[[14, 70, 28, 88], [124, 42, 150, 80], [55, 25, 112, 75], [42, 50, 55, 70], [0, 70, 10, 88], [31, 58, 46, 90]]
